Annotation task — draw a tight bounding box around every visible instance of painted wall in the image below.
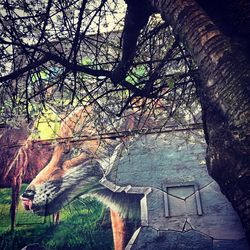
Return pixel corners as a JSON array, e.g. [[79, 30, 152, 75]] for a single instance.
[[104, 130, 249, 249]]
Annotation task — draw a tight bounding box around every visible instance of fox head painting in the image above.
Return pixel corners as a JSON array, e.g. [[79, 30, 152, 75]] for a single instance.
[[21, 106, 143, 250]]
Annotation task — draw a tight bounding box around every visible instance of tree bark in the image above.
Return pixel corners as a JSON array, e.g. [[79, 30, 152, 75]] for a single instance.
[[149, 0, 250, 241]]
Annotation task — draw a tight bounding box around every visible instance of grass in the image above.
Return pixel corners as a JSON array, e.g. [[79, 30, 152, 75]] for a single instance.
[[0, 185, 113, 250]]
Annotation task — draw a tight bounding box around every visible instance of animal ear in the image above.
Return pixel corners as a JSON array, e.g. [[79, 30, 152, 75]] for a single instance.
[[58, 106, 91, 139]]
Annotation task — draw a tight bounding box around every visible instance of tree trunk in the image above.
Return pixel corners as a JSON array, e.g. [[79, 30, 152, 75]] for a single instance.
[[149, 0, 250, 241]]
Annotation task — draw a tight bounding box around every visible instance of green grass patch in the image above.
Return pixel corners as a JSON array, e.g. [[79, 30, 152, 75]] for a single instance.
[[0, 186, 113, 250]]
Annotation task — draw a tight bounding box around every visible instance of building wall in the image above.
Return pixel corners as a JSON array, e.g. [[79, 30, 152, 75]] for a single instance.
[[105, 130, 249, 249]]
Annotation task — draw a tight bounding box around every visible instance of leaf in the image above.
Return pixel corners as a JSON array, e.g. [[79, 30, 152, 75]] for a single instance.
[[81, 57, 92, 66], [126, 65, 147, 85], [168, 79, 175, 89]]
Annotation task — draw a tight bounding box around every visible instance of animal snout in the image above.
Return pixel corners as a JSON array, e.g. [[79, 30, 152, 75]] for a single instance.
[[22, 189, 36, 200], [21, 189, 36, 210]]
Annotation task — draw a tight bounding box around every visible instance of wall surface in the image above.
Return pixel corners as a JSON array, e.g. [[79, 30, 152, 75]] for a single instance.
[[105, 129, 249, 249]]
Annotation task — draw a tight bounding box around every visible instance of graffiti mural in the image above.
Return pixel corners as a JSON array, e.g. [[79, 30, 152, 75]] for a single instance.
[[1, 106, 248, 250]]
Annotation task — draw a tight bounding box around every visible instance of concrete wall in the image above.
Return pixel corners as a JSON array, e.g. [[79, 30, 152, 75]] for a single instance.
[[104, 130, 249, 249]]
